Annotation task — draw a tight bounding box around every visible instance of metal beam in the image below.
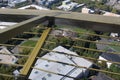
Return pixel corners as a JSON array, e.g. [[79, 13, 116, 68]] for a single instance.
[[0, 16, 47, 43], [0, 9, 119, 26], [55, 18, 120, 33], [0, 9, 120, 41], [20, 28, 51, 76], [0, 14, 36, 22]]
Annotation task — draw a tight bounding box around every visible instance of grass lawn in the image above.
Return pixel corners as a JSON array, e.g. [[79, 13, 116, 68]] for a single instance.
[[108, 45, 120, 52], [105, 41, 120, 52], [110, 41, 120, 52], [21, 40, 37, 47]]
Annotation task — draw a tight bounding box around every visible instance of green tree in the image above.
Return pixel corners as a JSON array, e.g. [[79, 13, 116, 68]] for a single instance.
[[111, 8, 117, 14], [0, 65, 16, 80], [100, 61, 107, 69], [88, 43, 96, 54], [73, 40, 86, 54], [103, 0, 107, 3], [108, 64, 120, 80], [22, 48, 31, 55], [17, 57, 28, 65]]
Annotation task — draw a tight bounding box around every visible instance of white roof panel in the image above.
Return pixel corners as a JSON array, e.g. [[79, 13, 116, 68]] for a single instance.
[[29, 46, 93, 80]]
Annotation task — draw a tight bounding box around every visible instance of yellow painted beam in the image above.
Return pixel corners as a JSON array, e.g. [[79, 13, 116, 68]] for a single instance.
[[20, 28, 51, 75]]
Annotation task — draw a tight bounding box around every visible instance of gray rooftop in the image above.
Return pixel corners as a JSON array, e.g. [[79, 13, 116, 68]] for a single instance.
[[101, 50, 120, 66], [29, 46, 93, 80], [91, 72, 113, 80]]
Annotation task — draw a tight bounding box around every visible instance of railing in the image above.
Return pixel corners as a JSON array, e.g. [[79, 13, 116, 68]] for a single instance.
[[0, 9, 120, 80], [0, 25, 120, 80]]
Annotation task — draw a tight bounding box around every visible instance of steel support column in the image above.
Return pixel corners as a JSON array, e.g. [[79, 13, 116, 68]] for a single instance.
[[20, 28, 51, 76]]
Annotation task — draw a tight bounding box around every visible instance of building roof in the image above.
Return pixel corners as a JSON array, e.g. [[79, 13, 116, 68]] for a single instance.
[[11, 0, 27, 4], [18, 4, 49, 10], [101, 50, 120, 66], [91, 72, 113, 80], [57, 1, 83, 11], [29, 46, 93, 80], [81, 8, 94, 14], [0, 46, 18, 64], [51, 29, 78, 38], [103, 12, 120, 17]]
